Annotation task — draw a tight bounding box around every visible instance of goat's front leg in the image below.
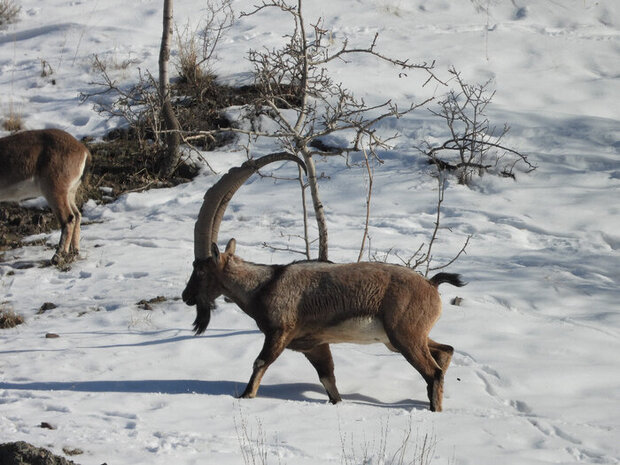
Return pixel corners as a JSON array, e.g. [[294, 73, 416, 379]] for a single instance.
[[239, 329, 292, 400], [304, 344, 341, 404]]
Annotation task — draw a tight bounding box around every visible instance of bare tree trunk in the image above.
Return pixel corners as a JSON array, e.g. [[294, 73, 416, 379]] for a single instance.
[[357, 147, 373, 263], [300, 147, 328, 261], [158, 0, 181, 177], [294, 0, 329, 261], [297, 164, 311, 260]]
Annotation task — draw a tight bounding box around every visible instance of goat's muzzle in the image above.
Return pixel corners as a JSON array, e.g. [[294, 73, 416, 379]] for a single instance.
[[182, 275, 198, 306], [182, 260, 208, 306], [183, 260, 217, 334]]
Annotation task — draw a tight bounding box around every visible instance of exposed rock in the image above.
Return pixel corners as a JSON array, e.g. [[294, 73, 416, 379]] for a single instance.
[[0, 441, 80, 465], [37, 303, 58, 315]]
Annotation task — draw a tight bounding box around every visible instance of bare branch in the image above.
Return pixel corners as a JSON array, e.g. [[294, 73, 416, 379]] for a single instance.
[[428, 235, 471, 272], [418, 66, 535, 184]]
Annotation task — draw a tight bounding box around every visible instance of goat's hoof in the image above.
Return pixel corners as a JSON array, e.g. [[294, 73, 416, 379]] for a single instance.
[[51, 252, 76, 269]]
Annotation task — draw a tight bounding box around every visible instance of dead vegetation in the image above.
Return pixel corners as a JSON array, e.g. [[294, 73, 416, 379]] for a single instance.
[[0, 303, 24, 329]]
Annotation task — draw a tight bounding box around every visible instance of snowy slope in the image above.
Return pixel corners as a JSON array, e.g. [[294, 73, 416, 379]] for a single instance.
[[1, 1, 619, 464]]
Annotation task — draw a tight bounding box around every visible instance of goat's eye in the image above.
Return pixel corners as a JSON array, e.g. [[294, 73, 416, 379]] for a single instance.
[[193, 259, 211, 279]]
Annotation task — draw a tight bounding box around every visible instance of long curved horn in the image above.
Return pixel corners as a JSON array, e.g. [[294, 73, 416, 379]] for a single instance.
[[194, 152, 306, 259]]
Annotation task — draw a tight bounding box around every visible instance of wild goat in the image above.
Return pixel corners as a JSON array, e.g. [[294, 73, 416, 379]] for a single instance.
[[0, 129, 91, 264], [182, 154, 465, 411]]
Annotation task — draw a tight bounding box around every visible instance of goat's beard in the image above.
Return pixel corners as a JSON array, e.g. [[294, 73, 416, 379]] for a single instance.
[[193, 299, 215, 335]]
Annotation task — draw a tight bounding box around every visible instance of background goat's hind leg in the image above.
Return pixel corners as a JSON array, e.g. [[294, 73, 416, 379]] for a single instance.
[[67, 187, 82, 256], [240, 329, 292, 400], [303, 344, 341, 404], [44, 186, 76, 265]]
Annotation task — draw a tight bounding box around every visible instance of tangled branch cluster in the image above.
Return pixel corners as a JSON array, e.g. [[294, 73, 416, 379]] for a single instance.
[[419, 67, 535, 184]]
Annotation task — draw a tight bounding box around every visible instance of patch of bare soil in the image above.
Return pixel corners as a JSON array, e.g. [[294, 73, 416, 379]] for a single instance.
[[0, 205, 53, 251]]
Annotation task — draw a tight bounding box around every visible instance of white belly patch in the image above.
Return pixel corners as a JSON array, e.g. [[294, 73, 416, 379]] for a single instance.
[[321, 317, 390, 345]]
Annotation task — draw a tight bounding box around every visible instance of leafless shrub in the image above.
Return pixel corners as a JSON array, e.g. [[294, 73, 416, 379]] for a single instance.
[[340, 416, 437, 465], [233, 403, 278, 465], [40, 59, 54, 78], [81, 54, 162, 150], [0, 0, 20, 27], [419, 67, 535, 185], [232, 406, 438, 465]]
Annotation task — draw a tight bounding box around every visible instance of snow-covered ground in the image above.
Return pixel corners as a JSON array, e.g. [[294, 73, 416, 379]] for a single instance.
[[1, 1, 619, 464]]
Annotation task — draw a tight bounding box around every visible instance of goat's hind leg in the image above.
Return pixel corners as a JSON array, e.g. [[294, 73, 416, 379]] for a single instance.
[[240, 329, 292, 400], [408, 344, 445, 412], [67, 187, 82, 256], [384, 339, 453, 373], [45, 187, 77, 265], [428, 339, 454, 373], [303, 343, 341, 404], [387, 332, 445, 412]]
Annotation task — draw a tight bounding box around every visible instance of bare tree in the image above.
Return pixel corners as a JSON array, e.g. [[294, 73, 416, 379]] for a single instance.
[[158, 0, 182, 177], [81, 0, 470, 274], [419, 67, 535, 184], [192, 0, 439, 260]]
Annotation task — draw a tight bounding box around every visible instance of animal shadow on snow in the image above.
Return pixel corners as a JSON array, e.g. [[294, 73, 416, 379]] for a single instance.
[[0, 257, 53, 269], [0, 379, 426, 409], [0, 330, 428, 409]]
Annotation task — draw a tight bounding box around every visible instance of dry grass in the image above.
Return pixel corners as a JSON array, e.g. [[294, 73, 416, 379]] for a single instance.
[[0, 304, 24, 329], [2, 102, 23, 132]]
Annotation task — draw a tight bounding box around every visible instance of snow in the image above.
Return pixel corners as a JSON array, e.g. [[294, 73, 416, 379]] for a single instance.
[[1, 0, 619, 464]]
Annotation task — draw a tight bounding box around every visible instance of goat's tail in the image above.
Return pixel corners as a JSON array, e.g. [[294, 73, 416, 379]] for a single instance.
[[429, 272, 467, 288]]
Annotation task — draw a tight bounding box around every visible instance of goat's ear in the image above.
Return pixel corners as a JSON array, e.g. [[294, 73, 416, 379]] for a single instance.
[[211, 242, 221, 262], [225, 238, 236, 255]]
